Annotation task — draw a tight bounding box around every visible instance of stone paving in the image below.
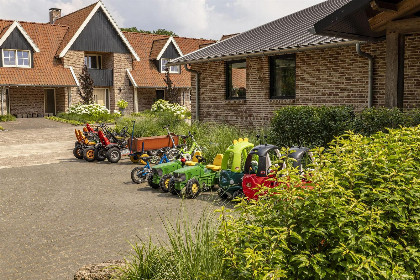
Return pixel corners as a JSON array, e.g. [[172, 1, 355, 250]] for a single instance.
[[0, 119, 227, 279]]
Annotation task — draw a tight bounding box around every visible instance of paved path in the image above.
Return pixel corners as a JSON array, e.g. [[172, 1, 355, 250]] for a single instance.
[[0, 119, 227, 279]]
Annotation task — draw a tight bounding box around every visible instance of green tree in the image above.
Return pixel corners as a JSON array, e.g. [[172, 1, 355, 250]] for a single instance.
[[121, 27, 178, 37], [78, 65, 94, 104]]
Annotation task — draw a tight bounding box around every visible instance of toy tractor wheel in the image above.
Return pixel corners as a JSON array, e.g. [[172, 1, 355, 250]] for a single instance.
[[159, 174, 172, 193], [149, 155, 160, 164], [185, 178, 201, 199], [147, 174, 159, 189], [107, 147, 121, 163], [83, 147, 96, 162], [168, 178, 180, 195], [131, 167, 146, 184], [95, 147, 106, 161], [130, 155, 141, 163], [217, 189, 229, 199], [232, 189, 244, 201], [167, 148, 180, 161], [73, 146, 84, 159]]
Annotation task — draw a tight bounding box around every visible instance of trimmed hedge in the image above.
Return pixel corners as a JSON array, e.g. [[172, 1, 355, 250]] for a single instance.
[[269, 106, 420, 148]]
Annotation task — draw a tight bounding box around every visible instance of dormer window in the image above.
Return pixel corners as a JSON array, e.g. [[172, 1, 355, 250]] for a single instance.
[[2, 50, 31, 68], [161, 58, 180, 73], [84, 55, 102, 69]]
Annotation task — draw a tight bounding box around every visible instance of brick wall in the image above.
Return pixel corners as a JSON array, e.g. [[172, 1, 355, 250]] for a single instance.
[[190, 38, 407, 128], [404, 33, 420, 109], [9, 87, 44, 116]]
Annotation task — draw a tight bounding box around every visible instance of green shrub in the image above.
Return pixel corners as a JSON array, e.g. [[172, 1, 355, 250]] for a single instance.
[[117, 99, 129, 109], [268, 106, 354, 148], [353, 107, 406, 135], [217, 126, 420, 279], [151, 99, 190, 119], [0, 114, 16, 122], [117, 212, 223, 280]]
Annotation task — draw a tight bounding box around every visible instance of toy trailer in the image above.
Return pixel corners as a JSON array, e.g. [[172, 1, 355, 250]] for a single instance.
[[128, 134, 179, 159]]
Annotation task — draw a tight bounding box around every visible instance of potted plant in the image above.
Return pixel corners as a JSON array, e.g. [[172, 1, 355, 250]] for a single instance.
[[117, 99, 128, 115]]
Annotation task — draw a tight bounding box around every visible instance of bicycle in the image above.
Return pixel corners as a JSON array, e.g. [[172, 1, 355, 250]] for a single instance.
[[131, 148, 170, 184]]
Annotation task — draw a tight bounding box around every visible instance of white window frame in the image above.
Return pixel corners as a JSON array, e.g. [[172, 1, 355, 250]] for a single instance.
[[160, 58, 180, 74], [84, 54, 102, 69], [2, 49, 31, 68]]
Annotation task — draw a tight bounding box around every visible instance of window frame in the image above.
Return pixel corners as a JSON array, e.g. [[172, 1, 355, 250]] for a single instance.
[[225, 59, 247, 100], [84, 54, 102, 69], [160, 58, 180, 74], [2, 49, 31, 68], [269, 54, 296, 99]]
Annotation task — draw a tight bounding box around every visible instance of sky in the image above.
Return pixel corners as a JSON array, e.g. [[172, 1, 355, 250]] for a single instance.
[[0, 0, 325, 40]]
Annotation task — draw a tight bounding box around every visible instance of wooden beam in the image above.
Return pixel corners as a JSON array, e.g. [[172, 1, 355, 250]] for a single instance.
[[371, 0, 398, 12], [385, 31, 399, 108], [387, 17, 420, 33], [369, 0, 420, 32]]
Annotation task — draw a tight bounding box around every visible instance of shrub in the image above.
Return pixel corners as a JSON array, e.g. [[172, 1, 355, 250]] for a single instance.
[[61, 103, 120, 123], [268, 106, 354, 148], [151, 99, 190, 119], [117, 99, 129, 109], [217, 126, 420, 279], [0, 114, 16, 122], [353, 107, 406, 135]]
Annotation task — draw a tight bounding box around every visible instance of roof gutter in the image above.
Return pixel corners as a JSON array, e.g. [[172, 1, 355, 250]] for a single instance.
[[356, 43, 374, 108], [168, 40, 359, 66], [184, 64, 200, 121]]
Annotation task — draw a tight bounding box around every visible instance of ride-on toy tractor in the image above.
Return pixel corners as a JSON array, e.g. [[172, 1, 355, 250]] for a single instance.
[[73, 129, 97, 159], [242, 145, 313, 200], [218, 138, 254, 200], [170, 154, 223, 198], [147, 151, 202, 191]]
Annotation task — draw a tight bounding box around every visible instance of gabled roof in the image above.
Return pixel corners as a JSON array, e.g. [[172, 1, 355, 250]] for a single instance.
[[54, 1, 140, 61], [123, 32, 215, 88], [0, 21, 40, 52], [170, 0, 353, 65], [0, 20, 77, 86], [154, 37, 183, 60]]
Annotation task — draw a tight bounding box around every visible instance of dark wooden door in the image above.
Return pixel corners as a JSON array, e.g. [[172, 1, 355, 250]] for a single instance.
[[45, 89, 55, 115]]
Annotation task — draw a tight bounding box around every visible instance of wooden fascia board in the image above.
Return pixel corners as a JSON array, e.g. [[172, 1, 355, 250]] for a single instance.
[[0, 21, 40, 52], [156, 37, 183, 60], [386, 17, 420, 33]]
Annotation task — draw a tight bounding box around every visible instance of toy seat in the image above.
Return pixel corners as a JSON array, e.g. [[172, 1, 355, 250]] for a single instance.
[[206, 154, 224, 171], [185, 151, 202, 166]]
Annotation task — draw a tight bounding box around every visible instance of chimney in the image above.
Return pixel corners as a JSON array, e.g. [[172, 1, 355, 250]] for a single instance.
[[49, 8, 61, 24]]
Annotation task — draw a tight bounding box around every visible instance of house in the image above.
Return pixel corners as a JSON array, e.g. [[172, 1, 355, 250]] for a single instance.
[[169, 0, 420, 127], [123, 32, 215, 111], [0, 1, 214, 117]]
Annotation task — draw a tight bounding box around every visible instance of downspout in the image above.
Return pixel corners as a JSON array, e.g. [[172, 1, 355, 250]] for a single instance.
[[1, 86, 4, 115], [356, 43, 374, 108], [184, 64, 200, 121]]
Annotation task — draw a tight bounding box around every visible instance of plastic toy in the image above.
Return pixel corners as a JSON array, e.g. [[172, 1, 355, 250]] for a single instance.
[[242, 146, 313, 200], [217, 138, 254, 200], [131, 149, 170, 184], [170, 154, 223, 198]]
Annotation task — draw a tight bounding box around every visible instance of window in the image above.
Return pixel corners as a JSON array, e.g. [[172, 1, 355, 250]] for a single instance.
[[161, 58, 180, 73], [156, 89, 165, 100], [270, 54, 296, 99], [84, 55, 102, 69], [226, 60, 247, 99], [2, 50, 31, 67]]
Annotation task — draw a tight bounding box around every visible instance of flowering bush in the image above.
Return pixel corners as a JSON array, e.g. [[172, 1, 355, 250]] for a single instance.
[[151, 99, 189, 119], [68, 103, 110, 117], [117, 99, 128, 109]]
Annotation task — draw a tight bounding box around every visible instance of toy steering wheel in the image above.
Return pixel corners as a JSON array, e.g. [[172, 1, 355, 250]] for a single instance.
[[195, 155, 206, 163]]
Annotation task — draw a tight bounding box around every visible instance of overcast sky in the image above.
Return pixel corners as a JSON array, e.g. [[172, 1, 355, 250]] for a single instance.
[[0, 0, 325, 40]]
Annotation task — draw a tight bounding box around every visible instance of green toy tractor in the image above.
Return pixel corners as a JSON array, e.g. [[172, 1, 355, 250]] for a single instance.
[[169, 154, 223, 198], [217, 138, 254, 200], [148, 151, 202, 191]]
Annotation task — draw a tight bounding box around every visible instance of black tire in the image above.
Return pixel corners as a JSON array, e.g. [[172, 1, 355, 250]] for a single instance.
[[185, 178, 201, 199], [232, 189, 244, 201], [217, 188, 229, 199], [131, 167, 146, 184], [95, 147, 106, 161], [168, 178, 180, 195], [83, 147, 96, 162], [149, 155, 160, 164], [159, 174, 173, 193], [107, 147, 121, 163], [147, 174, 159, 189], [73, 146, 84, 159], [167, 148, 180, 161]]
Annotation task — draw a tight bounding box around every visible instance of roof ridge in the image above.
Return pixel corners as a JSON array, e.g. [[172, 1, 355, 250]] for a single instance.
[[56, 2, 98, 22]]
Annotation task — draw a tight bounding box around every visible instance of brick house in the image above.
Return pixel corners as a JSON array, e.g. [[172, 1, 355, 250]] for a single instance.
[[169, 0, 420, 127], [123, 33, 215, 111], [0, 1, 214, 117]]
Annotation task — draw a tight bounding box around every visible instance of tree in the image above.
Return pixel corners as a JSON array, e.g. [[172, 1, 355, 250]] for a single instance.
[[163, 70, 180, 104], [121, 27, 178, 37], [78, 65, 94, 104]]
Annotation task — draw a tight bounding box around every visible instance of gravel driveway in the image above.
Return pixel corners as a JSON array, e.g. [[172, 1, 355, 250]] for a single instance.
[[0, 119, 226, 279]]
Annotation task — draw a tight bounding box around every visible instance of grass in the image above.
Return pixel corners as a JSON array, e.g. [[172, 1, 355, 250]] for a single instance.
[[116, 211, 224, 280], [45, 116, 84, 126], [0, 126, 4, 131], [56, 112, 120, 124], [0, 114, 16, 122]]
